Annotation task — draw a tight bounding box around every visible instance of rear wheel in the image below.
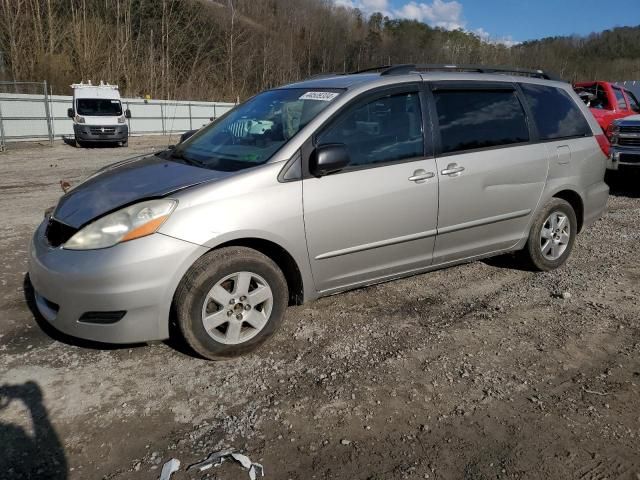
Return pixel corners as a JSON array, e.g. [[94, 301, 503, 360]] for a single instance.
[[174, 247, 288, 359], [522, 198, 577, 271]]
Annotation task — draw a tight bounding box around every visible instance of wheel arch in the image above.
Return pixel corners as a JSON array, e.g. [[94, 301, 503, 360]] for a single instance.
[[211, 238, 305, 306], [552, 189, 584, 233]]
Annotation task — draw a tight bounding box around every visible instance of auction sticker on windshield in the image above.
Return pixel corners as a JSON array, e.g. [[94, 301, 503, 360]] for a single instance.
[[299, 91, 340, 101]]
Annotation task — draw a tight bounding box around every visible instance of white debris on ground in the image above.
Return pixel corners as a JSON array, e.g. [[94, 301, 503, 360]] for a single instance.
[[159, 458, 180, 480], [188, 449, 264, 479]]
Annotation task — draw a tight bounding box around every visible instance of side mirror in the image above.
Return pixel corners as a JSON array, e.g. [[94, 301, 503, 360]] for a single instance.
[[67, 108, 74, 118], [125, 109, 132, 119], [310, 144, 350, 177]]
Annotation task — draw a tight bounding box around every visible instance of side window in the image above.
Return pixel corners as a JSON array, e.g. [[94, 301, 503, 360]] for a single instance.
[[433, 89, 529, 154], [625, 90, 640, 113], [613, 88, 628, 110], [317, 92, 423, 167], [521, 84, 591, 140]]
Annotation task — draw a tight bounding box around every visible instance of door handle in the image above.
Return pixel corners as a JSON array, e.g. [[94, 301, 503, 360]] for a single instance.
[[408, 169, 435, 182], [441, 163, 465, 176]]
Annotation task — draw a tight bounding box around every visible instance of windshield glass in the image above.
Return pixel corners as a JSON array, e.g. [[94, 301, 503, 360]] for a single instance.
[[172, 88, 343, 171], [76, 99, 123, 116]]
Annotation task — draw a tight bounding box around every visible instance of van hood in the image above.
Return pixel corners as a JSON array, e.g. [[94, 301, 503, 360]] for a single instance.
[[53, 154, 232, 228], [80, 115, 122, 126]]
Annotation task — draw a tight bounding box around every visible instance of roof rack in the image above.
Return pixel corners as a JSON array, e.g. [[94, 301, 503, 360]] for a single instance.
[[350, 65, 394, 74], [351, 64, 563, 81]]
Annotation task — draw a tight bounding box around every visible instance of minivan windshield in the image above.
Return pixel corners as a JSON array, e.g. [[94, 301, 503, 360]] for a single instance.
[[76, 99, 123, 116], [172, 88, 343, 171]]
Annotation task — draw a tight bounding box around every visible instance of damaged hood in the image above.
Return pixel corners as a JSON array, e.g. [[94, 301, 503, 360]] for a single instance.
[[53, 153, 232, 228]]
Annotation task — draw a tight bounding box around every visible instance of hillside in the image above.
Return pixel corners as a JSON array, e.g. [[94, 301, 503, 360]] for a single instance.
[[0, 0, 638, 101]]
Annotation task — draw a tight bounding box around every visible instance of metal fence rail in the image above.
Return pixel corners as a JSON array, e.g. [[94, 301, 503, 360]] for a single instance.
[[0, 81, 235, 148]]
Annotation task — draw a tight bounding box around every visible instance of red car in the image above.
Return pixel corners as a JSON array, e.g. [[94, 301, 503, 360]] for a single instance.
[[574, 81, 640, 133]]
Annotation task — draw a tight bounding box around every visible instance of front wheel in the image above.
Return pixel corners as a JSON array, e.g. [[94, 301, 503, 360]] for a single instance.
[[522, 198, 577, 271], [174, 247, 288, 360]]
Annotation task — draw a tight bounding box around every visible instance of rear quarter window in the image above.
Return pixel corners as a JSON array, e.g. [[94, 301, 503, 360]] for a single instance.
[[434, 89, 529, 154], [520, 84, 591, 140]]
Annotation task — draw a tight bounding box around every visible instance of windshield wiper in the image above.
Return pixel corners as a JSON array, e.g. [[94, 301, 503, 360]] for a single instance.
[[169, 149, 207, 168]]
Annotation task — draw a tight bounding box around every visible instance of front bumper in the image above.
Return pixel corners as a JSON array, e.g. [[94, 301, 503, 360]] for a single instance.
[[74, 124, 129, 142], [607, 146, 640, 170], [28, 220, 207, 343]]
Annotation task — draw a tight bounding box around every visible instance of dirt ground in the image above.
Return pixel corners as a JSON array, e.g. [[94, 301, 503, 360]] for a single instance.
[[1, 136, 639, 480]]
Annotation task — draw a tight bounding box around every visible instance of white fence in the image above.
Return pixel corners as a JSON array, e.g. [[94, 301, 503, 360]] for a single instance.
[[0, 85, 235, 146]]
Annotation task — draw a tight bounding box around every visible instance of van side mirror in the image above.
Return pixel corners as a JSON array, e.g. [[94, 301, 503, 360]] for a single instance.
[[310, 144, 350, 177], [125, 109, 132, 119], [67, 108, 74, 118]]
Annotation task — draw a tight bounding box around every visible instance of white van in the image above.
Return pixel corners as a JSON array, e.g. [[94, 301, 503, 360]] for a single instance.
[[67, 81, 131, 147]]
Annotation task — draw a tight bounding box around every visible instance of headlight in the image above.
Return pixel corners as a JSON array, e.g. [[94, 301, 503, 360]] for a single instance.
[[75, 115, 85, 124], [118, 115, 126, 124], [63, 199, 177, 250]]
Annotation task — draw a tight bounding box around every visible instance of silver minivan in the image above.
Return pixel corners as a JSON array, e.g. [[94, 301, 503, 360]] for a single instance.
[[29, 65, 609, 359]]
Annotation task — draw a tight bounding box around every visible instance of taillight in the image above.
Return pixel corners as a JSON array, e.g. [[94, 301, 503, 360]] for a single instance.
[[595, 134, 610, 157]]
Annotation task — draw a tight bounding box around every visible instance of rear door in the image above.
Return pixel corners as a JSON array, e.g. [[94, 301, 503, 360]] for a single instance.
[[302, 84, 439, 293], [429, 82, 548, 264]]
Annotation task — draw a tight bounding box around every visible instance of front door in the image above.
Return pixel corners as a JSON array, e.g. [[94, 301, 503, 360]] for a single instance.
[[303, 87, 439, 293]]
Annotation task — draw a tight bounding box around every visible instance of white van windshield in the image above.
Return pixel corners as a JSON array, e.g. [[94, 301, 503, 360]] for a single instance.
[[76, 99, 123, 116], [171, 88, 343, 171]]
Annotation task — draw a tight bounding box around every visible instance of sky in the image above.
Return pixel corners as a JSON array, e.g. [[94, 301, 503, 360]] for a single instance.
[[335, 0, 640, 46]]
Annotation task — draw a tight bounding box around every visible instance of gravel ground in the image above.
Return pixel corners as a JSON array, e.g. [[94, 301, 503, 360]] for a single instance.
[[1, 137, 639, 480]]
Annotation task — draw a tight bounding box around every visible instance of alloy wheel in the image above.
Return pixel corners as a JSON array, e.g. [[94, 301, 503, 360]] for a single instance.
[[201, 271, 273, 345], [540, 211, 570, 261]]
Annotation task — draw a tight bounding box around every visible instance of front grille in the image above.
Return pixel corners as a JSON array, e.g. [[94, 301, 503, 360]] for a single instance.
[[45, 218, 77, 247], [618, 137, 640, 147], [619, 153, 640, 164], [620, 125, 640, 134], [90, 126, 116, 135]]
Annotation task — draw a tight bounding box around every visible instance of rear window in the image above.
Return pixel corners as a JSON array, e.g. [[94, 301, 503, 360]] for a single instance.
[[434, 89, 529, 154], [574, 84, 610, 109], [520, 84, 591, 140]]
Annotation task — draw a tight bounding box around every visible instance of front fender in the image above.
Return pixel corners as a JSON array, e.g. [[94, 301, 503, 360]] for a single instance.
[[158, 164, 317, 302]]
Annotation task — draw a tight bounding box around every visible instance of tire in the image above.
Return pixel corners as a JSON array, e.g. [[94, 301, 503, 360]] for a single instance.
[[522, 198, 577, 271], [174, 247, 288, 360]]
